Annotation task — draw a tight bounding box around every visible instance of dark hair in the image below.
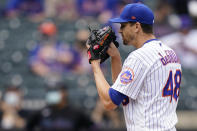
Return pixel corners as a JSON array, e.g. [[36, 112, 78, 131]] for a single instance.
[[140, 23, 153, 34], [129, 22, 153, 34]]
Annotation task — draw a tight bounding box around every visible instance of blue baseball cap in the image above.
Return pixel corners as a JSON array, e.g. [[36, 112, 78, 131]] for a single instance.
[[109, 3, 154, 25]]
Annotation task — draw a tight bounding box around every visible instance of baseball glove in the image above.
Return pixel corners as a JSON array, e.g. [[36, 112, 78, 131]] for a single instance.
[[87, 26, 119, 64]]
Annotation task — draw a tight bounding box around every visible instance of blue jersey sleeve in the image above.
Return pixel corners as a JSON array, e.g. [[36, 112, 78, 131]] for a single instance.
[[108, 88, 127, 106]]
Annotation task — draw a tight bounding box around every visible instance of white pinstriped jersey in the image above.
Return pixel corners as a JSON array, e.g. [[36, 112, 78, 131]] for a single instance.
[[112, 39, 182, 131]]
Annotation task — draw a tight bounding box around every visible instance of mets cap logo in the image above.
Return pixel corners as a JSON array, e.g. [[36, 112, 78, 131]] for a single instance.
[[120, 67, 134, 84]]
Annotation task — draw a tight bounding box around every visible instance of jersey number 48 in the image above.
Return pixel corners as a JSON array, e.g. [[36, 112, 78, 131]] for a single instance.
[[162, 70, 182, 103]]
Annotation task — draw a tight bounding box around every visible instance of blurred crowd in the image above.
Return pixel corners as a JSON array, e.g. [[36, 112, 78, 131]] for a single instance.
[[29, 21, 92, 84], [0, 84, 124, 131], [0, 0, 197, 130]]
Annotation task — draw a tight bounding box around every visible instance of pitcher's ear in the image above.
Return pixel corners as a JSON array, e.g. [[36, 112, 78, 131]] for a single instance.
[[134, 22, 141, 33]]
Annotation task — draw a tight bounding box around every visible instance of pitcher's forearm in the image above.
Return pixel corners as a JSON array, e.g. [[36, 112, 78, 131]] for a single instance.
[[91, 61, 117, 110]]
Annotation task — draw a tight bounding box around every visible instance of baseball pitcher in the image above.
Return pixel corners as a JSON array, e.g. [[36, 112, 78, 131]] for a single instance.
[[87, 3, 182, 131]]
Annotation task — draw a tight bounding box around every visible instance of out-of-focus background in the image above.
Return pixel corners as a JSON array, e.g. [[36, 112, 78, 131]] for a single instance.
[[0, 0, 197, 131]]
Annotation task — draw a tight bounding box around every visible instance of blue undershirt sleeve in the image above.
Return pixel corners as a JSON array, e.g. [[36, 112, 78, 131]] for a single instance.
[[108, 88, 127, 106]]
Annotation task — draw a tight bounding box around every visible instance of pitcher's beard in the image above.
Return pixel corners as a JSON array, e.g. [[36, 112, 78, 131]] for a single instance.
[[123, 35, 135, 46], [122, 38, 130, 45], [122, 34, 132, 46], [122, 36, 128, 45]]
